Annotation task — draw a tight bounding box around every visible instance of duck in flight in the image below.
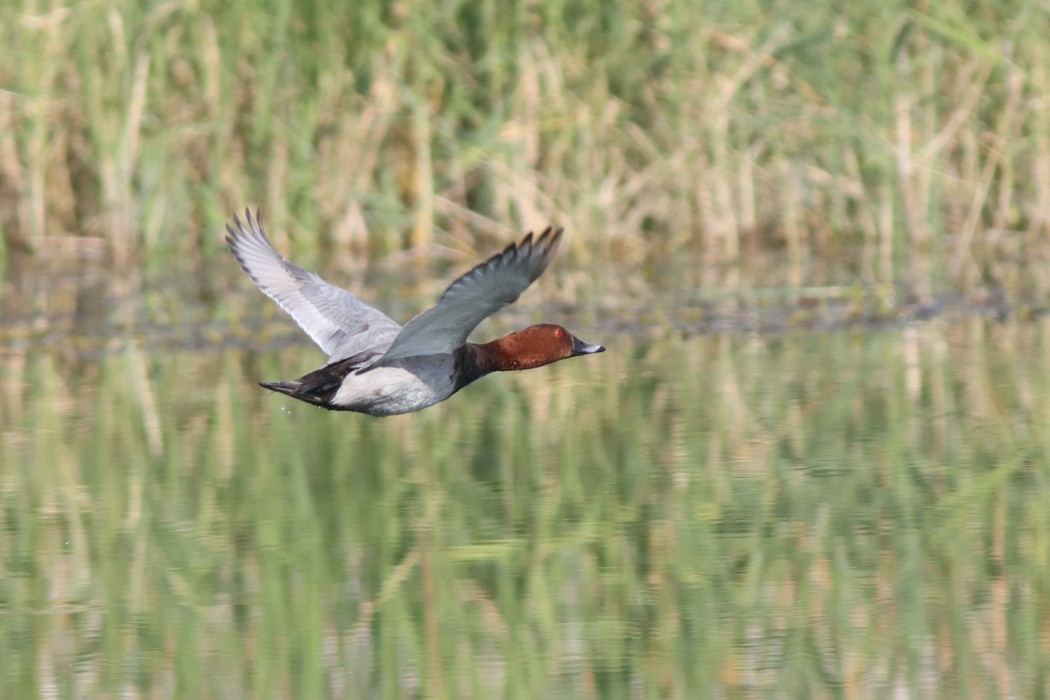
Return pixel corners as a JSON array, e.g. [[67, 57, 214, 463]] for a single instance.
[[226, 209, 605, 416]]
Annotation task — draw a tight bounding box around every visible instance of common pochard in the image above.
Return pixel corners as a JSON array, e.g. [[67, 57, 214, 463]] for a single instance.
[[226, 209, 604, 416]]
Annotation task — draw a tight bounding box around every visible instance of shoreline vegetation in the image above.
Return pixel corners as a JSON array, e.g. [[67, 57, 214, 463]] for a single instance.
[[1, 1, 1048, 310]]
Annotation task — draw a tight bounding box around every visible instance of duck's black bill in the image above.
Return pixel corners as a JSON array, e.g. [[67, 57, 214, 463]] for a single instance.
[[571, 336, 606, 356]]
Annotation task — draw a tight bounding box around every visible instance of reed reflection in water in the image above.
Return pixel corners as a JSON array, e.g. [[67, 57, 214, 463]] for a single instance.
[[1, 319, 1048, 697]]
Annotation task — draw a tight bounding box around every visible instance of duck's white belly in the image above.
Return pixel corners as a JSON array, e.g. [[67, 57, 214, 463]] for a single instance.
[[331, 356, 459, 416]]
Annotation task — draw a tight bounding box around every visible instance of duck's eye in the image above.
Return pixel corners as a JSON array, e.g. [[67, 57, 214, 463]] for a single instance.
[[553, 327, 564, 338]]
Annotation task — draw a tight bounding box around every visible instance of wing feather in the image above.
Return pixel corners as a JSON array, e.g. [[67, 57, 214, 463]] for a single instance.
[[225, 209, 401, 363], [377, 227, 563, 363]]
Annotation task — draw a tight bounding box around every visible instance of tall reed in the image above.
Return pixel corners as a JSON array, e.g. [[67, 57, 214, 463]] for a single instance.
[[0, 0, 1046, 300]]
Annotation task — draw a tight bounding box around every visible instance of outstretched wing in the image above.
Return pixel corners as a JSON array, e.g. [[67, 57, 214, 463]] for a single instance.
[[377, 227, 563, 363], [226, 209, 402, 363]]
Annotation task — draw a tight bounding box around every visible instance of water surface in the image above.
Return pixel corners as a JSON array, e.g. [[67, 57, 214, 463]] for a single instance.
[[2, 304, 1049, 697]]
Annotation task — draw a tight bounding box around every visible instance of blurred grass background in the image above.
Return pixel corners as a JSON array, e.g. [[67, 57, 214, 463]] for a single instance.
[[1, 0, 1048, 303]]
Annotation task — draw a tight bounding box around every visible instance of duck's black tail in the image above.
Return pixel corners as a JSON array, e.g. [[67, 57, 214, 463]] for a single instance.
[[260, 357, 360, 409], [259, 380, 331, 407], [261, 378, 341, 407]]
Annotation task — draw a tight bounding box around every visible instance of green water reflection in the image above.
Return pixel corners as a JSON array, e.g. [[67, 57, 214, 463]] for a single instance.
[[2, 319, 1049, 697]]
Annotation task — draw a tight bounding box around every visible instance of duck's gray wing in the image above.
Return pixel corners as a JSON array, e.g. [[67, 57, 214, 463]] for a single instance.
[[226, 209, 402, 363], [377, 227, 563, 363]]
